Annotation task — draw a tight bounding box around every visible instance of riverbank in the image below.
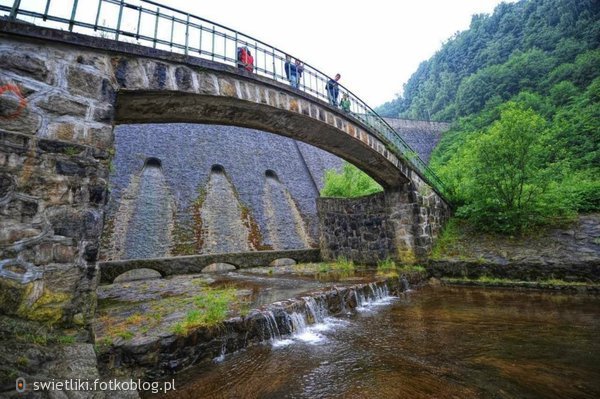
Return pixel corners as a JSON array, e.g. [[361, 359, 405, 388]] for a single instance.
[[428, 213, 600, 282]]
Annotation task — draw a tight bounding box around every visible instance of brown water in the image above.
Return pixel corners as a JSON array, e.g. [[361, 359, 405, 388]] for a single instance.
[[153, 286, 600, 399]]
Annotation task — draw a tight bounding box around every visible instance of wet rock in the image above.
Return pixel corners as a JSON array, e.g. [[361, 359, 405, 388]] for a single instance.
[[201, 263, 236, 272]]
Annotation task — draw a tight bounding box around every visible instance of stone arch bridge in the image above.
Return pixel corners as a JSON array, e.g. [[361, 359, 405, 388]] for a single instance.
[[0, 19, 449, 326]]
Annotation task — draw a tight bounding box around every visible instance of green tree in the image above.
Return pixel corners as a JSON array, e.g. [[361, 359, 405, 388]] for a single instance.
[[453, 104, 562, 232], [320, 162, 383, 198]]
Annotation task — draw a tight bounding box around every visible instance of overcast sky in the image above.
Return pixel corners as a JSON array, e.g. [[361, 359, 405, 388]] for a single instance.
[[159, 0, 512, 106]]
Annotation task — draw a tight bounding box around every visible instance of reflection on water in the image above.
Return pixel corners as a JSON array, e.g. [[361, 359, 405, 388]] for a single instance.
[[150, 286, 600, 399]]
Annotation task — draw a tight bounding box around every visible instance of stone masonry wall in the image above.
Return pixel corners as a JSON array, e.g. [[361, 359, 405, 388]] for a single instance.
[[318, 179, 451, 264], [0, 40, 114, 327], [384, 118, 449, 164], [318, 193, 394, 264]]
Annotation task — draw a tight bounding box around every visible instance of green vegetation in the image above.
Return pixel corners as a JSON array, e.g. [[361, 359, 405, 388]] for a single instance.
[[116, 330, 134, 340], [377, 0, 599, 233], [307, 257, 357, 276], [63, 146, 80, 156], [377, 258, 426, 277], [376, 258, 398, 277], [171, 287, 237, 334], [444, 276, 592, 286], [332, 256, 355, 272], [398, 264, 426, 273], [377, 0, 598, 121], [321, 162, 383, 198], [377, 258, 396, 273]]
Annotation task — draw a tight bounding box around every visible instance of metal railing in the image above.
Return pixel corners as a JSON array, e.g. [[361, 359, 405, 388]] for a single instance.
[[0, 0, 448, 197]]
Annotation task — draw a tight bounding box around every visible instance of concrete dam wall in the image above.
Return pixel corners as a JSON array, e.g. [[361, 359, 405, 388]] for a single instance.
[[101, 124, 344, 260]]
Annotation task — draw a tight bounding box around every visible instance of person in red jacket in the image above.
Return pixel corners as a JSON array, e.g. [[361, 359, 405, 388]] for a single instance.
[[237, 46, 254, 72]]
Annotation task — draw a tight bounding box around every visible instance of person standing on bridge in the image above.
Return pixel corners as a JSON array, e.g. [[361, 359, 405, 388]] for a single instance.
[[237, 46, 254, 72], [326, 73, 341, 107], [295, 59, 304, 88], [340, 93, 351, 113], [285, 55, 299, 88]]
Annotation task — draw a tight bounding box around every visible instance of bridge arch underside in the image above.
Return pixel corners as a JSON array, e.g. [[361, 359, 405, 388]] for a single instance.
[[116, 91, 407, 190]]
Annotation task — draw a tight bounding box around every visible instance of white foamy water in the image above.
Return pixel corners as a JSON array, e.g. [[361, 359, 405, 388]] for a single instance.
[[356, 296, 397, 312]]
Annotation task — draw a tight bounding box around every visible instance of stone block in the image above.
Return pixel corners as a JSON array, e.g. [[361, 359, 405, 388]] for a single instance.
[[145, 62, 170, 90], [53, 244, 77, 263], [88, 125, 114, 149], [197, 73, 218, 95], [37, 94, 88, 117], [55, 159, 87, 177], [34, 242, 54, 265], [175, 66, 194, 91], [67, 65, 105, 99], [88, 179, 108, 206], [92, 104, 115, 123], [48, 208, 83, 239], [83, 242, 99, 262], [0, 95, 42, 134], [0, 172, 14, 198], [219, 78, 237, 97], [112, 57, 146, 89], [83, 209, 103, 239], [47, 122, 84, 142], [0, 52, 52, 83], [0, 222, 42, 245]]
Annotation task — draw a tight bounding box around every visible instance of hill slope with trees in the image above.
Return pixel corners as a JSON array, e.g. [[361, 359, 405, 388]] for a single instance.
[[377, 0, 599, 233]]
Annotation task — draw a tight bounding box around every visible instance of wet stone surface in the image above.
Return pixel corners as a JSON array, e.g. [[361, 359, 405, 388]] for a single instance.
[[94, 265, 414, 380]]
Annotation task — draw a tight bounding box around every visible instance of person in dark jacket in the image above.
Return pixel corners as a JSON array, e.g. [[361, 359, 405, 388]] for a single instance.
[[295, 59, 304, 88], [326, 73, 341, 106], [285, 55, 299, 88]]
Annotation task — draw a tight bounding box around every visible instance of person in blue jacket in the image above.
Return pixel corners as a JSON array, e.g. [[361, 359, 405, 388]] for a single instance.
[[326, 73, 341, 107], [285, 55, 299, 88]]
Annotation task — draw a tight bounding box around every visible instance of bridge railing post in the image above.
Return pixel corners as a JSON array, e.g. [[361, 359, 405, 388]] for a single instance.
[[152, 6, 159, 48], [184, 13, 189, 55], [68, 0, 79, 32], [115, 0, 124, 40], [43, 0, 50, 21], [9, 0, 21, 20]]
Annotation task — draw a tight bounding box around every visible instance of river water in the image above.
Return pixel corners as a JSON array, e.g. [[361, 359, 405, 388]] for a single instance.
[[154, 286, 600, 399]]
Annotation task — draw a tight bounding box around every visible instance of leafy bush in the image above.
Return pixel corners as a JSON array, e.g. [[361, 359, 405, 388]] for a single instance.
[[321, 162, 383, 198]]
